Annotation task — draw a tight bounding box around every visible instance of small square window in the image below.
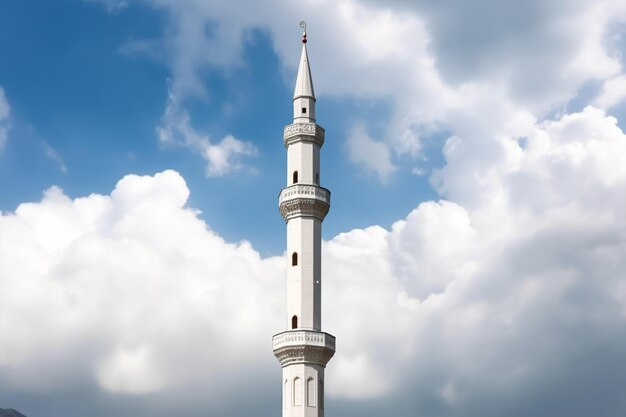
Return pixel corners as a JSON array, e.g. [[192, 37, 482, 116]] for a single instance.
[[302, 108, 307, 114]]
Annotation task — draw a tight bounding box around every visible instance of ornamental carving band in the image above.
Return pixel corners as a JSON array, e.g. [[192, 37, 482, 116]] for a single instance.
[[284, 122, 324, 136], [279, 198, 330, 222], [283, 123, 325, 148], [273, 344, 336, 367]]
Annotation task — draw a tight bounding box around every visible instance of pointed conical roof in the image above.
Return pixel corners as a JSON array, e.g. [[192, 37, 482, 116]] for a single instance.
[[293, 43, 315, 99]]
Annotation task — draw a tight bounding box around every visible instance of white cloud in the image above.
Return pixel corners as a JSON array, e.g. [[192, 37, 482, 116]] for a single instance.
[[2, 104, 626, 413], [156, 88, 257, 176], [434, 106, 626, 211], [0, 86, 10, 152], [203, 134, 257, 176], [325, 106, 626, 405], [114, 0, 450, 175], [119, 0, 626, 179], [0, 170, 283, 397], [97, 346, 165, 394], [346, 124, 397, 182], [3, 0, 626, 414], [593, 74, 626, 110]]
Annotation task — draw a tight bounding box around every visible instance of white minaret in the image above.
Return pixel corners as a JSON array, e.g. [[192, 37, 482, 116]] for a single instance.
[[273, 22, 335, 417]]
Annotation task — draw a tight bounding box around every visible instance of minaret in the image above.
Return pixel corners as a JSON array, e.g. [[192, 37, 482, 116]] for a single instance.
[[273, 22, 335, 417]]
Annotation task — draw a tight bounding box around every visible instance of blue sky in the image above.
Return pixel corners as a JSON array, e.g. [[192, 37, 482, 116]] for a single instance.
[[2, 1, 626, 417], [0, 1, 438, 256]]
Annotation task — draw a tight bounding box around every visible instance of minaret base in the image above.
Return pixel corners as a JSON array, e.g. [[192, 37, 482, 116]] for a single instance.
[[280, 363, 326, 417], [273, 330, 335, 417]]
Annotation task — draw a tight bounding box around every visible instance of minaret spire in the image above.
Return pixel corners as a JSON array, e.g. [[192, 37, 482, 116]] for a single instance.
[[293, 21, 316, 123], [274, 22, 335, 417], [294, 24, 314, 100]]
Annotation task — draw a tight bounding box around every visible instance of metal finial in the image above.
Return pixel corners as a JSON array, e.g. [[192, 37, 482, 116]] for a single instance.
[[299, 21, 307, 43]]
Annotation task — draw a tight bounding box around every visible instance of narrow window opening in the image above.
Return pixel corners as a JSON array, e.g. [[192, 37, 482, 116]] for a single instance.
[[292, 315, 298, 329], [294, 377, 302, 406], [293, 170, 298, 184], [302, 107, 307, 114], [292, 252, 298, 266], [307, 377, 316, 407], [319, 379, 324, 410]]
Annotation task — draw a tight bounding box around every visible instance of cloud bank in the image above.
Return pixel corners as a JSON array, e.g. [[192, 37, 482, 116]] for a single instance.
[[3, 0, 626, 415], [2, 104, 626, 416]]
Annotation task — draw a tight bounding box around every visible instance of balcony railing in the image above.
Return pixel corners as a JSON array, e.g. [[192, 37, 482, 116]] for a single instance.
[[278, 185, 330, 206], [272, 330, 336, 351], [283, 123, 325, 147]]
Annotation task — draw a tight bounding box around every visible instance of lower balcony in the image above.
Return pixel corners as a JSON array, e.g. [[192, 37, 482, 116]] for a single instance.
[[272, 330, 336, 367]]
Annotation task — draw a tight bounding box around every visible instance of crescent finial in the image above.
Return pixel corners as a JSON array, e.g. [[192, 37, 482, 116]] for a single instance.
[[299, 21, 307, 44]]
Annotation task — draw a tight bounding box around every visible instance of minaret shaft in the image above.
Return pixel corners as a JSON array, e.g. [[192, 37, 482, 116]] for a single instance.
[[273, 30, 335, 417], [287, 142, 320, 186], [287, 217, 321, 330]]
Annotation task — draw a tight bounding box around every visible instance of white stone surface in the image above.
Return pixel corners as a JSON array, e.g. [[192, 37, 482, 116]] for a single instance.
[[281, 364, 325, 417], [279, 185, 330, 207], [293, 44, 316, 124], [293, 44, 315, 99], [275, 33, 333, 417], [287, 141, 320, 185], [283, 123, 325, 148], [273, 330, 336, 351], [287, 217, 321, 330]]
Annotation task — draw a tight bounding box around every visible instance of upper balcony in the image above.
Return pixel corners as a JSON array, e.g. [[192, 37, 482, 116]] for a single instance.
[[278, 185, 330, 222], [283, 123, 325, 148], [279, 184, 330, 205]]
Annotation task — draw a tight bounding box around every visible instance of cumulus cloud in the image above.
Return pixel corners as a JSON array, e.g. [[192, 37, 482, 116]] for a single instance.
[[328, 106, 626, 414], [433, 106, 626, 212], [156, 89, 257, 176], [0, 171, 282, 397], [593, 74, 626, 110], [2, 104, 626, 415], [0, 86, 10, 152]]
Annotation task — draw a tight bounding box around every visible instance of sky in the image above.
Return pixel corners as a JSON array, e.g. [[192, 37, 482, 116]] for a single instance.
[[1, 0, 626, 416]]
